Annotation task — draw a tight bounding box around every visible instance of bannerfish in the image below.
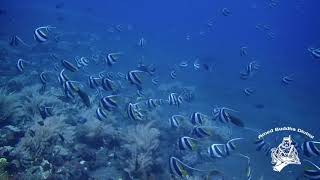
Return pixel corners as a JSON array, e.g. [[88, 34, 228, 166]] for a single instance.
[[16, 59, 30, 73], [61, 59, 79, 72], [34, 25, 56, 43]]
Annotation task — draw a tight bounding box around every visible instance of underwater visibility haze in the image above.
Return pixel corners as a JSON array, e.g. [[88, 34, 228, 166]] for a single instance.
[[0, 0, 320, 179]]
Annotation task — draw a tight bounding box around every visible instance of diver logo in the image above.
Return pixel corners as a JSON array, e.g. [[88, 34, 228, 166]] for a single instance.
[[271, 135, 301, 172]]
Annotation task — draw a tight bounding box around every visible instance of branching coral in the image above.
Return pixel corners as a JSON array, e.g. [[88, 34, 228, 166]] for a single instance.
[[15, 116, 73, 165], [0, 88, 22, 125], [75, 117, 115, 148], [124, 121, 160, 152], [18, 85, 62, 121], [122, 121, 160, 179], [124, 149, 153, 179]]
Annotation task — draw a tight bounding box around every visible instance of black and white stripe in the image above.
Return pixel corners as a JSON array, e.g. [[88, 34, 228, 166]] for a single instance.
[[34, 27, 48, 43], [178, 136, 197, 151], [106, 53, 117, 66], [16, 59, 26, 73], [34, 25, 55, 43], [102, 77, 116, 91], [170, 70, 177, 79], [61, 59, 79, 72], [169, 157, 188, 178], [58, 69, 69, 87], [208, 144, 226, 158], [100, 95, 119, 111], [190, 112, 206, 125], [192, 126, 211, 138], [213, 107, 235, 124], [40, 72, 48, 84], [127, 103, 143, 121], [282, 75, 294, 84], [88, 76, 101, 89], [96, 107, 108, 121], [169, 115, 184, 128], [127, 70, 143, 86], [301, 141, 320, 157]]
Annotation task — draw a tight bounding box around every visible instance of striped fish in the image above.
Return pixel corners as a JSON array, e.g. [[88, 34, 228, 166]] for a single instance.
[[193, 59, 200, 70], [168, 93, 178, 105], [192, 126, 212, 138], [240, 46, 248, 57], [117, 72, 126, 79], [190, 112, 208, 125], [208, 138, 243, 158], [300, 141, 320, 157], [224, 138, 244, 156], [58, 69, 69, 87], [61, 59, 79, 72], [222, 8, 231, 16], [213, 107, 231, 123], [240, 61, 259, 79], [151, 77, 159, 85], [137, 37, 146, 47], [282, 75, 294, 85], [169, 115, 185, 128], [168, 93, 183, 107], [75, 57, 89, 68], [64, 80, 80, 98], [100, 95, 121, 111], [9, 35, 30, 47], [106, 53, 122, 66], [127, 70, 144, 89], [170, 70, 177, 79], [16, 59, 29, 73], [39, 72, 49, 85], [34, 25, 55, 43], [146, 99, 160, 109], [96, 107, 108, 121], [311, 48, 320, 59], [9, 35, 19, 47], [179, 61, 188, 68], [178, 136, 198, 151], [208, 144, 226, 158], [303, 159, 320, 180], [127, 103, 143, 121], [88, 76, 101, 89], [243, 88, 254, 96], [169, 157, 189, 178], [177, 95, 184, 105], [212, 107, 244, 127], [102, 77, 117, 91], [239, 154, 252, 180]]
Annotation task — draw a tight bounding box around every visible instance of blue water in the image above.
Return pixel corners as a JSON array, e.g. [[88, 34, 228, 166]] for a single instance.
[[0, 0, 320, 179]]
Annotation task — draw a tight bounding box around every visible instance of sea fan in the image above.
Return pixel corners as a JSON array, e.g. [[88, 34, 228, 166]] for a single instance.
[[0, 88, 22, 125], [15, 116, 71, 163], [124, 121, 160, 152], [122, 121, 160, 178], [18, 85, 62, 121]]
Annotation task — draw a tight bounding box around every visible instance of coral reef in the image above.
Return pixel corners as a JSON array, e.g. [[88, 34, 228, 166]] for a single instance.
[[0, 158, 9, 180], [121, 121, 160, 179], [0, 88, 22, 126], [14, 116, 73, 167], [17, 85, 62, 122]]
